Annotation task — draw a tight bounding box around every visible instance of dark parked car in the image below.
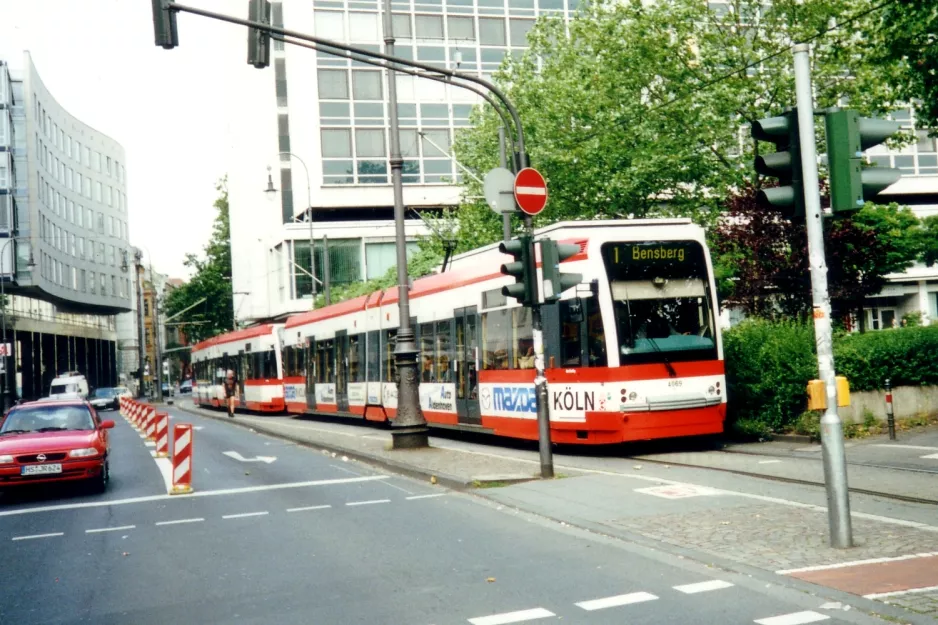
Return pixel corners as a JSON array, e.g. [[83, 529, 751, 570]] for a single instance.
[[89, 387, 120, 412]]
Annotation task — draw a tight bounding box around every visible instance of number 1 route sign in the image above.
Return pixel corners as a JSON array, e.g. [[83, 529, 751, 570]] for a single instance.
[[514, 167, 548, 216]]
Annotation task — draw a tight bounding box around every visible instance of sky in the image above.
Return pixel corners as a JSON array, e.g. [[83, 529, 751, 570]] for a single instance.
[[0, 0, 250, 279]]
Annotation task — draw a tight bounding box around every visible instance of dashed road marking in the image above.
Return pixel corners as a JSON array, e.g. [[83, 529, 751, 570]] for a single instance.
[[872, 444, 938, 451], [467, 607, 555, 624], [222, 511, 269, 520], [754, 611, 829, 625], [12, 532, 64, 541], [86, 525, 136, 534], [287, 505, 332, 512], [673, 580, 734, 594], [575, 591, 658, 611], [155, 517, 205, 526], [346, 499, 391, 507], [406, 493, 446, 500], [758, 459, 782, 464], [922, 453, 938, 460]]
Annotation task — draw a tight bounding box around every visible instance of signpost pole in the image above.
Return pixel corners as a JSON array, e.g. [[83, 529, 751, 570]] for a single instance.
[[499, 127, 511, 243]]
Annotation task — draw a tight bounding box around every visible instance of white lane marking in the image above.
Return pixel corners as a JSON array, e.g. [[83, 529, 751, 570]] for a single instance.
[[86, 525, 136, 534], [287, 505, 332, 512], [154, 455, 173, 494], [794, 446, 820, 452], [12, 532, 64, 541], [865, 584, 938, 600], [872, 444, 938, 451], [406, 493, 446, 500], [575, 591, 658, 611], [754, 611, 829, 625], [155, 518, 205, 526], [758, 459, 782, 464], [144, 441, 156, 447], [778, 551, 938, 575], [223, 450, 277, 464], [922, 453, 938, 459], [222, 511, 269, 520], [380, 479, 415, 495], [346, 499, 391, 506], [0, 475, 390, 518], [673, 580, 734, 594], [468, 607, 555, 625]]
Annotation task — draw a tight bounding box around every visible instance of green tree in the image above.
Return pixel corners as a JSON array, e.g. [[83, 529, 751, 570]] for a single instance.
[[453, 0, 904, 248], [871, 0, 938, 129], [164, 178, 234, 343]]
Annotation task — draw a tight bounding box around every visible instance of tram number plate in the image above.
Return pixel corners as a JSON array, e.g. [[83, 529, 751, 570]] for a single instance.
[[22, 464, 63, 476]]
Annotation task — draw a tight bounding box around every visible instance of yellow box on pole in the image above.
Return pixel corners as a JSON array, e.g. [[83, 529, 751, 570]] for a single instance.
[[806, 377, 851, 410]]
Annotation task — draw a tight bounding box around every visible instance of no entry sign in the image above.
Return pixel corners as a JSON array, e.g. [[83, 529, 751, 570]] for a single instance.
[[514, 168, 548, 216]]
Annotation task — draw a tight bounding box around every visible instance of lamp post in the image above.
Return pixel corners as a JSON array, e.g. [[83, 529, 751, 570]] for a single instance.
[[0, 236, 36, 411], [136, 243, 163, 403], [265, 154, 316, 307]]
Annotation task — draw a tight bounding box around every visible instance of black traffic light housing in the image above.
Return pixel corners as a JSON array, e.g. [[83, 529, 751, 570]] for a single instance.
[[540, 239, 582, 303], [151, 0, 179, 49], [247, 0, 272, 69], [499, 235, 535, 307], [752, 109, 804, 220]]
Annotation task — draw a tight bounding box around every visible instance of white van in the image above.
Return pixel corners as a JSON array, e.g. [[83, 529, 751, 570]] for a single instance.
[[49, 372, 90, 400]]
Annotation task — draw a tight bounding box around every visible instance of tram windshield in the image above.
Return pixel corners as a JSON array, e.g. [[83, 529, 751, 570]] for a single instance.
[[601, 241, 717, 365]]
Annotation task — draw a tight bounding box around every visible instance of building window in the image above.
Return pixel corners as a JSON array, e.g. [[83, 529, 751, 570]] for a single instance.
[[94, 181, 102, 202], [348, 12, 380, 42], [314, 10, 344, 38], [447, 16, 475, 40], [509, 18, 534, 45], [318, 69, 349, 99], [321, 129, 352, 158], [415, 15, 444, 39], [355, 129, 386, 158], [92, 151, 101, 172], [352, 71, 382, 100], [392, 14, 412, 38], [479, 18, 507, 45]]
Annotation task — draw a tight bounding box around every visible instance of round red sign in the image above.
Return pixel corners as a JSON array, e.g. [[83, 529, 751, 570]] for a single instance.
[[513, 168, 548, 216]]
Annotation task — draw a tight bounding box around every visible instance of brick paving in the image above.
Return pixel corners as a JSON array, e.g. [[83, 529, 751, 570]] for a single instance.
[[886, 590, 938, 615]]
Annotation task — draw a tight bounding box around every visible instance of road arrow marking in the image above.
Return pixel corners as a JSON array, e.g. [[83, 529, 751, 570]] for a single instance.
[[223, 450, 277, 464]]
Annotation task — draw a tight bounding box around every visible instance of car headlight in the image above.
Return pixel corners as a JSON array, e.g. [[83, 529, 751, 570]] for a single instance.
[[68, 448, 99, 458], [0, 454, 13, 464]]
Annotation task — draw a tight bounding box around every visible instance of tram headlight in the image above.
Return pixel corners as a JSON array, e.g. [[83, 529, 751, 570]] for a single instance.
[[628, 391, 637, 401], [708, 385, 716, 395]]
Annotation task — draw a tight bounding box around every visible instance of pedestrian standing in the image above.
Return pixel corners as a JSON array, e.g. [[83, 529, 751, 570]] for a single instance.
[[223, 369, 238, 418]]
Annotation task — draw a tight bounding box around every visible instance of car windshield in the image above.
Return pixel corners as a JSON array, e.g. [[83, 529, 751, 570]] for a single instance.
[[50, 383, 79, 394], [0, 405, 95, 434], [93, 388, 116, 398]]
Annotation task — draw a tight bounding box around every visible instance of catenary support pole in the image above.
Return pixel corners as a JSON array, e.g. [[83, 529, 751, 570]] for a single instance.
[[500, 127, 511, 243], [383, 0, 428, 448], [793, 43, 852, 548]]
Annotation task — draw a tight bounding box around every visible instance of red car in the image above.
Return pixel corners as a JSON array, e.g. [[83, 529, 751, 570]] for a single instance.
[[0, 399, 115, 493]]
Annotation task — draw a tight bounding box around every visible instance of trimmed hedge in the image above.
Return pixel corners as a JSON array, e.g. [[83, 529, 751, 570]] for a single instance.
[[723, 320, 938, 433]]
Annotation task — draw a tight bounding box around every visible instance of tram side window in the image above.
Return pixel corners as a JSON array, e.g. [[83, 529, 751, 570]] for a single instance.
[[366, 331, 379, 383], [306, 339, 316, 381], [557, 296, 607, 367], [317, 339, 335, 384], [382, 329, 397, 382], [436, 320, 453, 382], [348, 334, 363, 383], [513, 308, 534, 369], [419, 323, 436, 382], [482, 309, 512, 370], [282, 347, 294, 377], [263, 350, 277, 378]]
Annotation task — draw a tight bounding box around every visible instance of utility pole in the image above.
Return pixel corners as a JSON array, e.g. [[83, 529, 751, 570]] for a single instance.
[[793, 43, 852, 548], [135, 252, 146, 399], [524, 213, 553, 478], [383, 0, 429, 448], [499, 127, 511, 243]]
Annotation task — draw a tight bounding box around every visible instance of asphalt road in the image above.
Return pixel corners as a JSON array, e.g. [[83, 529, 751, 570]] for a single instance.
[[0, 405, 884, 625]]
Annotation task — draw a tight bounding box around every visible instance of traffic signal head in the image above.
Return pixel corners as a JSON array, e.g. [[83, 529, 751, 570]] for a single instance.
[[151, 0, 179, 49], [540, 240, 582, 303], [247, 0, 272, 69], [825, 109, 902, 213], [751, 110, 804, 220], [499, 236, 535, 307]]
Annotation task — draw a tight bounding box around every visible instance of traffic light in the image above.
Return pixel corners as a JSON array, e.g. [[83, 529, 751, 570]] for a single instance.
[[247, 0, 272, 69], [499, 235, 535, 307], [150, 0, 179, 49], [825, 109, 902, 213], [751, 109, 804, 220], [540, 239, 582, 303]]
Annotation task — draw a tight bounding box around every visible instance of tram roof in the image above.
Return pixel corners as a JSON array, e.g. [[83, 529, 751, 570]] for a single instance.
[[192, 323, 279, 352]]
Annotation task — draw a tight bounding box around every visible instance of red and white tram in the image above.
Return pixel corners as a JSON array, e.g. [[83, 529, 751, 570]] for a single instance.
[[191, 324, 286, 412], [270, 219, 725, 444]]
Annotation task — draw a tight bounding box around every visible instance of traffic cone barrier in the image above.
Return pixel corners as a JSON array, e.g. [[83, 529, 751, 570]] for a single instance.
[[170, 423, 193, 494], [145, 406, 158, 442], [155, 412, 170, 458]]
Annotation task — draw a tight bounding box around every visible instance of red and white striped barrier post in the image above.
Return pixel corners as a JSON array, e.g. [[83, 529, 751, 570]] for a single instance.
[[155, 412, 170, 458], [133, 403, 144, 430], [145, 406, 158, 442], [171, 423, 193, 494], [885, 378, 896, 440], [129, 402, 138, 427]]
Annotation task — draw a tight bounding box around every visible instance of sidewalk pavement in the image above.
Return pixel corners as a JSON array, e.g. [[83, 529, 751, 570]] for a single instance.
[[171, 401, 938, 622]]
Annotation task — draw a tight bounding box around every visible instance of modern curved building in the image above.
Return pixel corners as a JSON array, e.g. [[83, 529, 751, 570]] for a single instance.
[[0, 52, 133, 401]]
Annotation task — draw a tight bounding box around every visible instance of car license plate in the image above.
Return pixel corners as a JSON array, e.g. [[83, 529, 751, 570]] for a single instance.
[[21, 464, 63, 476]]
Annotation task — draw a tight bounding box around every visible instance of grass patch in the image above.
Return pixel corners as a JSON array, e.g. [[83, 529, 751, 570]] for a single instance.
[[472, 480, 511, 489]]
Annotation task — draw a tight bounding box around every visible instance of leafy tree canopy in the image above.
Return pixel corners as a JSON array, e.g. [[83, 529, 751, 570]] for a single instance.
[[164, 178, 234, 343], [453, 0, 904, 250]]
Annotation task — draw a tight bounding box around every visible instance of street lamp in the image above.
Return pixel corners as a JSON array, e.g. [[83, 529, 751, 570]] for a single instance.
[[264, 154, 316, 307], [0, 236, 36, 411], [135, 243, 165, 403]]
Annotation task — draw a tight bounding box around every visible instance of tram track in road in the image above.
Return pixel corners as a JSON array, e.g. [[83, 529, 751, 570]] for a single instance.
[[628, 452, 938, 507]]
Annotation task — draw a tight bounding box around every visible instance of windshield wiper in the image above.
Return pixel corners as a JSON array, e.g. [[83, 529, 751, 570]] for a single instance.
[[0, 429, 31, 436], [37, 426, 69, 432]]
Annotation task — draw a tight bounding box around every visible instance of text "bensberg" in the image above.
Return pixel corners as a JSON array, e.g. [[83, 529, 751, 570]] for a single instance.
[[632, 247, 685, 262]]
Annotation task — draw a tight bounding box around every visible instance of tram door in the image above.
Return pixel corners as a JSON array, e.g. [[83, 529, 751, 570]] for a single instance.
[[305, 336, 317, 411], [454, 306, 481, 425], [237, 350, 248, 408], [335, 330, 350, 412]]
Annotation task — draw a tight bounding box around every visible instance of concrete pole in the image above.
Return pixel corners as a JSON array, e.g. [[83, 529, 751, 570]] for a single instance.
[[793, 43, 852, 548], [500, 127, 511, 243]]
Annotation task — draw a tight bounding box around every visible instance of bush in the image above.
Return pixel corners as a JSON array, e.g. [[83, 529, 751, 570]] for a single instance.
[[723, 319, 817, 432], [724, 321, 938, 433]]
